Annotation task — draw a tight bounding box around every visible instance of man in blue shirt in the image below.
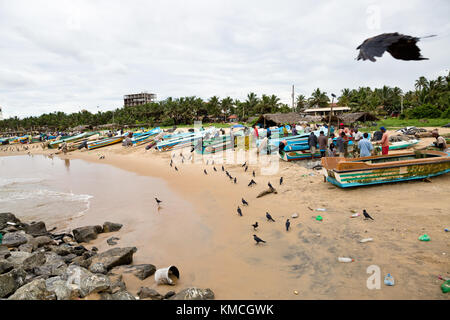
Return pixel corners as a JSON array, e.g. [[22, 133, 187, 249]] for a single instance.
[[358, 132, 373, 157]]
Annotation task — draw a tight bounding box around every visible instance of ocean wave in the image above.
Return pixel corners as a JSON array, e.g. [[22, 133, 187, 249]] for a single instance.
[[0, 177, 46, 188], [0, 188, 93, 203]]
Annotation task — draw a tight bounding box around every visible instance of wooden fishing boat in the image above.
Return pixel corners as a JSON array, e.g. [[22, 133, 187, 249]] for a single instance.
[[87, 136, 124, 150], [131, 128, 161, 146], [321, 150, 450, 188], [375, 139, 419, 152], [280, 149, 322, 161], [48, 132, 98, 149]]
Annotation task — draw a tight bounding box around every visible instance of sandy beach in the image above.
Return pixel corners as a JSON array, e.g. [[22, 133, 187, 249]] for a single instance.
[[1, 127, 449, 300]]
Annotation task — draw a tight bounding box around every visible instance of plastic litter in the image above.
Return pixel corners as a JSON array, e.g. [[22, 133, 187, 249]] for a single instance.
[[351, 213, 360, 218], [0, 233, 2, 244], [384, 274, 395, 286], [360, 238, 373, 243], [338, 257, 354, 263], [316, 208, 327, 211], [6, 222, 17, 226], [445, 228, 449, 232], [291, 213, 299, 218], [315, 215, 323, 221], [418, 234, 430, 241], [441, 280, 450, 293], [154, 265, 180, 285]]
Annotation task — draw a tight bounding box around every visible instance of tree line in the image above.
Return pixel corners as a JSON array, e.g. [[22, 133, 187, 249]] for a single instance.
[[1, 72, 449, 132]]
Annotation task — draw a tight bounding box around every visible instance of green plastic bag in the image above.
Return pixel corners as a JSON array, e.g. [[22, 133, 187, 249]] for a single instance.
[[0, 232, 3, 244], [316, 215, 323, 221], [418, 234, 430, 241], [441, 280, 450, 293]]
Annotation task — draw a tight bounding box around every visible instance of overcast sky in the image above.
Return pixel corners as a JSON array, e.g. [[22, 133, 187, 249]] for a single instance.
[[0, 0, 449, 119]]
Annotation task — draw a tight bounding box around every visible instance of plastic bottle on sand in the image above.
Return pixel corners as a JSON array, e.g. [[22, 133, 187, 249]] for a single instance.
[[360, 238, 373, 243], [338, 257, 354, 263], [351, 213, 360, 218]]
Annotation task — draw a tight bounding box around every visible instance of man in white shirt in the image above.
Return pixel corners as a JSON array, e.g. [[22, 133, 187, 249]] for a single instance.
[[353, 128, 363, 142]]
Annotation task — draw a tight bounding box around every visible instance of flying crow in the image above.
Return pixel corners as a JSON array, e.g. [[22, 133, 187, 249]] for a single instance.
[[356, 33, 435, 62]]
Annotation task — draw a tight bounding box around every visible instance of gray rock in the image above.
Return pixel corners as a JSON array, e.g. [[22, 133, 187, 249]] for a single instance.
[[62, 265, 110, 297], [0, 213, 21, 230], [108, 273, 126, 294], [6, 251, 32, 267], [106, 237, 119, 246], [25, 222, 48, 237], [0, 268, 27, 298], [131, 264, 156, 280], [169, 287, 215, 300], [1, 231, 28, 248], [164, 291, 176, 299], [30, 236, 54, 248], [49, 244, 73, 256], [111, 290, 136, 300], [0, 246, 11, 259], [102, 222, 123, 233], [72, 225, 103, 243], [8, 278, 56, 300], [23, 251, 46, 271], [33, 253, 67, 277], [61, 254, 77, 263], [90, 247, 137, 271], [137, 287, 163, 300], [45, 277, 80, 300], [18, 243, 34, 253], [70, 256, 92, 269], [0, 259, 14, 274], [89, 262, 107, 274]]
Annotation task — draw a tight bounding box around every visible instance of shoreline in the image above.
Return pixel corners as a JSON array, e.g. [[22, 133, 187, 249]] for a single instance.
[[1, 128, 449, 299]]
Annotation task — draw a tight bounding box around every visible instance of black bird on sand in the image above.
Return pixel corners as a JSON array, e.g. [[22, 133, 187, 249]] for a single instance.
[[170, 160, 173, 167], [252, 222, 258, 230], [155, 198, 162, 205], [266, 212, 275, 222], [234, 177, 237, 184], [356, 33, 435, 62], [280, 177, 283, 185], [242, 162, 247, 167], [213, 167, 217, 172], [363, 209, 374, 220], [285, 219, 290, 231], [245, 166, 248, 172], [242, 198, 249, 206], [268, 182, 274, 189], [237, 206, 243, 216], [248, 179, 256, 187], [253, 234, 266, 244], [175, 166, 178, 171], [204, 169, 208, 175], [252, 170, 255, 177], [228, 175, 233, 181], [226, 171, 230, 177], [222, 165, 224, 171]]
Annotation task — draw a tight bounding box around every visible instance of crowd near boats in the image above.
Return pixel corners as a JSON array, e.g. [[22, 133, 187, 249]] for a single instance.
[[1, 122, 449, 188]]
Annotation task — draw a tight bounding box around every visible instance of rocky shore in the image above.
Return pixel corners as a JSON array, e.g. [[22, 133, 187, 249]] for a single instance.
[[0, 212, 214, 300]]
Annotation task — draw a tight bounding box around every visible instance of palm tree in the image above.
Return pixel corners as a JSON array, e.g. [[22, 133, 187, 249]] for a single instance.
[[308, 88, 329, 108], [295, 94, 307, 112]]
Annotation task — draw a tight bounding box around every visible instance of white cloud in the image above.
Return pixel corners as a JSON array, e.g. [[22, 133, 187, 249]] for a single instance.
[[0, 0, 448, 118]]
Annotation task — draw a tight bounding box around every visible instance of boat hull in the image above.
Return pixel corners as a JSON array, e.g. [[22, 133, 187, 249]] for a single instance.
[[281, 150, 322, 161], [87, 136, 124, 150], [322, 151, 450, 188]]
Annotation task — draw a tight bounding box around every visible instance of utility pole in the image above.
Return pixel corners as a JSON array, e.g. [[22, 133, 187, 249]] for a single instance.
[[400, 95, 404, 114], [292, 85, 295, 111], [328, 94, 336, 139]]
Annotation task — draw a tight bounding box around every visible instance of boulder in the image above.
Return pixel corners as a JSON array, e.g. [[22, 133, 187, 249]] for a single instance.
[[30, 236, 54, 248], [73, 245, 88, 256], [1, 231, 28, 248], [169, 288, 215, 300], [49, 244, 74, 256], [164, 291, 176, 299], [6, 251, 32, 267], [137, 287, 163, 300], [62, 265, 111, 298], [111, 290, 136, 300], [72, 226, 103, 243], [8, 278, 56, 300], [25, 222, 48, 237], [107, 273, 126, 294], [61, 254, 77, 264], [23, 251, 47, 271], [0, 268, 27, 298], [46, 277, 80, 300], [0, 246, 11, 259], [18, 243, 34, 253], [33, 252, 67, 277], [135, 264, 156, 280], [70, 256, 92, 269], [0, 259, 14, 274], [90, 247, 137, 271], [102, 222, 123, 233], [89, 263, 107, 274], [0, 213, 21, 230]]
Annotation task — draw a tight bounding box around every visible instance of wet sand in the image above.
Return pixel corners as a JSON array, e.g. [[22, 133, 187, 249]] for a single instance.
[[1, 127, 449, 299]]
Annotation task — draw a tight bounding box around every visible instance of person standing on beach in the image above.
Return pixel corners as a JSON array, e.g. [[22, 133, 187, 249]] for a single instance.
[[336, 132, 346, 157], [377, 127, 389, 155], [292, 125, 298, 136], [358, 132, 373, 157], [308, 132, 318, 156], [353, 128, 363, 142], [267, 127, 271, 139], [318, 131, 328, 157]]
